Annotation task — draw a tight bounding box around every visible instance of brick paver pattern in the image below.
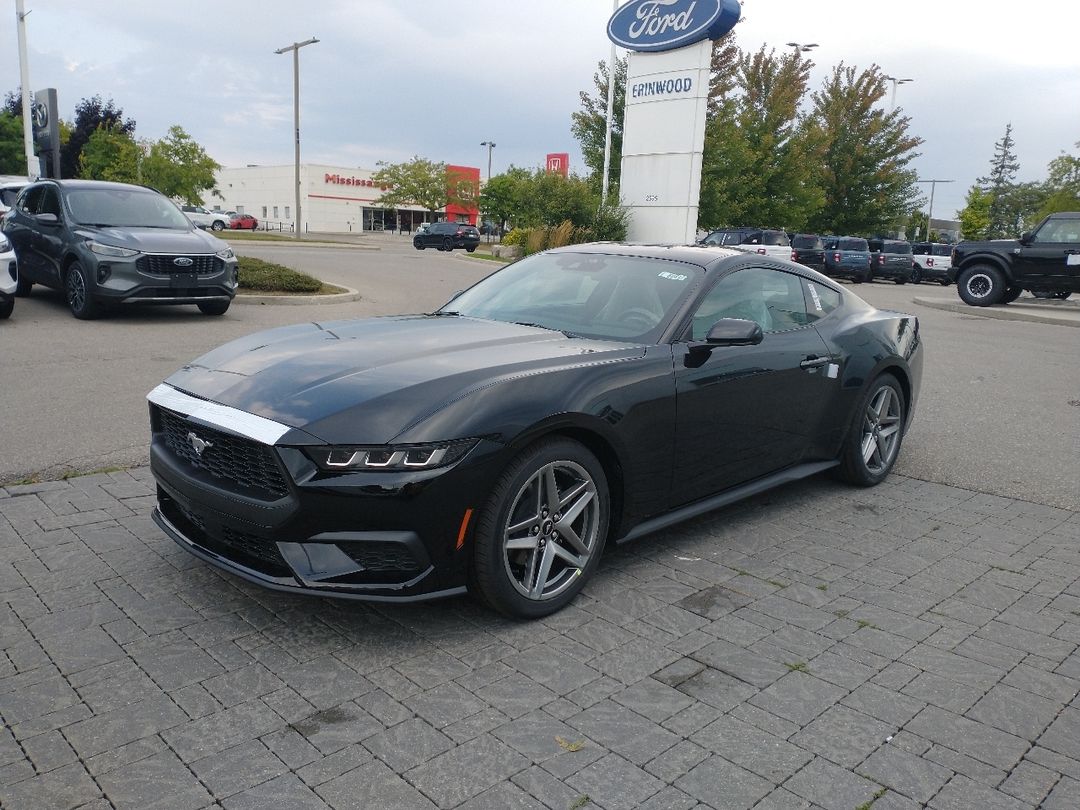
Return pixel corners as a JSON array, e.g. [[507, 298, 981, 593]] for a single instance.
[[1, 468, 1079, 809]]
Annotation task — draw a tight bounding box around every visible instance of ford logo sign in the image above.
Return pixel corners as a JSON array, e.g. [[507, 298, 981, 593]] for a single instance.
[[173, 257, 194, 267], [607, 0, 741, 53]]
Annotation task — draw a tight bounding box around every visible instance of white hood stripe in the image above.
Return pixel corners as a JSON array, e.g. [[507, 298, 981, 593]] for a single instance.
[[147, 384, 292, 446]]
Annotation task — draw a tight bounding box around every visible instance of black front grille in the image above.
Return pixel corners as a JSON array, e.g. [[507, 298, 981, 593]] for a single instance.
[[222, 525, 288, 569], [156, 407, 290, 500], [137, 255, 223, 275], [338, 542, 419, 574]]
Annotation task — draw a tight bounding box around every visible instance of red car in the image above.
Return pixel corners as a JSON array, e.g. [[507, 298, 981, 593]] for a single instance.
[[229, 213, 258, 230]]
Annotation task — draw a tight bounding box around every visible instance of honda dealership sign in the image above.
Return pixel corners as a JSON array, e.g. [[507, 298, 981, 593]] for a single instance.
[[608, 0, 741, 242]]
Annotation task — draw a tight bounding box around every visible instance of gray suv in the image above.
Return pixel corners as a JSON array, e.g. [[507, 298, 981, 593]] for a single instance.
[[2, 180, 238, 319]]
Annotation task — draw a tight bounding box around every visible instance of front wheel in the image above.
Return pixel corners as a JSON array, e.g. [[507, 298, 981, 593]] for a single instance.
[[413, 240, 425, 250], [0, 297, 12, 319], [472, 437, 609, 618], [910, 266, 922, 284], [835, 373, 905, 487], [66, 262, 102, 320], [1001, 286, 1023, 304], [211, 221, 225, 232], [197, 300, 231, 316], [15, 275, 32, 296], [441, 237, 453, 251], [957, 265, 1005, 306]]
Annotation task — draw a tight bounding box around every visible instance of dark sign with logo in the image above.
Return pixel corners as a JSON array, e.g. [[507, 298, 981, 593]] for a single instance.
[[607, 0, 741, 53], [32, 88, 61, 178]]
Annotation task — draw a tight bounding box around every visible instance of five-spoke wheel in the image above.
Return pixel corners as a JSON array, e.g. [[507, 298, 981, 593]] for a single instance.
[[837, 373, 905, 486]]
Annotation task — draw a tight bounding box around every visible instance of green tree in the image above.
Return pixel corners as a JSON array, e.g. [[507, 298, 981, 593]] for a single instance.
[[1036, 141, 1080, 218], [958, 185, 992, 240], [140, 125, 220, 203], [803, 64, 923, 235], [478, 166, 532, 230], [570, 56, 626, 196], [699, 46, 822, 230], [78, 126, 143, 183], [905, 209, 928, 242], [977, 123, 1021, 238], [61, 95, 136, 180], [372, 157, 468, 218], [0, 112, 25, 174]]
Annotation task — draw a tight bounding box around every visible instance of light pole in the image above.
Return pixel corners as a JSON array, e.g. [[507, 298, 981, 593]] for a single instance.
[[916, 178, 954, 241], [884, 75, 913, 111], [601, 0, 622, 206], [480, 141, 496, 182], [274, 37, 319, 239], [15, 0, 37, 178]]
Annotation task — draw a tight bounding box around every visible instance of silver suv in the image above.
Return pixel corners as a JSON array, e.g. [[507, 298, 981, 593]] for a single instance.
[[2, 180, 238, 319]]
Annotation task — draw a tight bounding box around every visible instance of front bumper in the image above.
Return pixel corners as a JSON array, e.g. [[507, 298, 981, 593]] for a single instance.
[[86, 250, 238, 305], [0, 251, 16, 297], [147, 390, 507, 602]]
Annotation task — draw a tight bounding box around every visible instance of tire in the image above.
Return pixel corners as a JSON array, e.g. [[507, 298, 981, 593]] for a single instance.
[[211, 221, 225, 232], [957, 264, 1005, 306], [197, 300, 230, 316], [910, 266, 922, 284], [15, 275, 32, 296], [1001, 286, 1023, 304], [466, 246, 477, 253], [441, 237, 453, 252], [413, 239, 425, 250], [65, 262, 102, 320], [0, 297, 12, 319], [894, 276, 907, 285], [835, 373, 905, 487], [472, 437, 609, 618]]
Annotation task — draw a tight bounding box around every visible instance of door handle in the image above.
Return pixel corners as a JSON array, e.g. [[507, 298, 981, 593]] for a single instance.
[[799, 356, 830, 369]]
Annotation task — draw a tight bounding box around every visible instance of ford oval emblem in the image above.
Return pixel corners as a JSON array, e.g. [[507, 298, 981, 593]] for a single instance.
[[173, 257, 194, 267], [607, 0, 741, 53]]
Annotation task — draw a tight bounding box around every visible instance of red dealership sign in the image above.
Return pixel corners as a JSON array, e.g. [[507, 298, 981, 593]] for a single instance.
[[546, 153, 569, 177]]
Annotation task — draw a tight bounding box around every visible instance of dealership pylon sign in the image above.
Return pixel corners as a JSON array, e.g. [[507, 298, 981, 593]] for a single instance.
[[608, 0, 740, 243]]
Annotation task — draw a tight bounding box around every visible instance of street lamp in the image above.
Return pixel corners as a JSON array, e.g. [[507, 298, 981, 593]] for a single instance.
[[785, 42, 819, 54], [916, 178, 954, 241], [883, 75, 914, 111], [274, 37, 319, 239], [480, 141, 496, 182]]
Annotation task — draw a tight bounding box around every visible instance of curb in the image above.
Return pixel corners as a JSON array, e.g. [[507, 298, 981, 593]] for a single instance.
[[228, 238, 380, 250], [913, 296, 1080, 328], [234, 286, 361, 306]]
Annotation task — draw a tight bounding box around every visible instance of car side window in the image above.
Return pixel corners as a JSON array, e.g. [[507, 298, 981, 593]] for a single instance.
[[689, 267, 810, 340], [39, 187, 62, 217], [18, 186, 44, 215], [802, 280, 841, 322], [1035, 220, 1079, 243]]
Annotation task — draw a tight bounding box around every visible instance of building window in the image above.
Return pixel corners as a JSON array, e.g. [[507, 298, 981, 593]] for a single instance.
[[285, 206, 291, 220], [237, 206, 244, 215], [273, 206, 279, 219], [262, 206, 267, 218]]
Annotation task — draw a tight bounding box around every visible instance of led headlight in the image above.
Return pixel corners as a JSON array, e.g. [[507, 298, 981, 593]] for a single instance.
[[88, 241, 140, 258], [216, 247, 235, 260], [308, 440, 477, 471]]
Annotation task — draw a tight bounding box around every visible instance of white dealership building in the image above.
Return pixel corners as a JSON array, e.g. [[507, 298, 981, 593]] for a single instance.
[[212, 163, 480, 235]]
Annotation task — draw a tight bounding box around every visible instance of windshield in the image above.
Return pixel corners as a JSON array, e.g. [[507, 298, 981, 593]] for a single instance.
[[65, 187, 194, 229], [443, 251, 703, 343]]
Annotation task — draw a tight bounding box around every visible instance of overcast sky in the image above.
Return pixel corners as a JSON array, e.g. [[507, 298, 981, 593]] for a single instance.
[[5, 0, 1079, 220]]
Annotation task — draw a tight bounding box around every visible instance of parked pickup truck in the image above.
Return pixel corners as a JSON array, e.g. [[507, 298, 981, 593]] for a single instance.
[[822, 236, 872, 283], [948, 212, 1080, 305], [868, 238, 915, 284], [911, 242, 953, 285]]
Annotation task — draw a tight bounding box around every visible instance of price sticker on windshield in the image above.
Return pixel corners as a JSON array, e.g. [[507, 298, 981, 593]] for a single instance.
[[658, 271, 688, 281]]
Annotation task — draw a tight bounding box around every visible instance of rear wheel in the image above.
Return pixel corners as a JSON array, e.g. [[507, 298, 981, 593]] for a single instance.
[[1001, 286, 1023, 304], [211, 221, 225, 232], [441, 237, 453, 251], [197, 300, 230, 316], [66, 262, 102, 320], [910, 266, 922, 284], [15, 275, 32, 296], [0, 297, 12, 319], [957, 265, 1005, 306], [472, 437, 609, 618], [466, 246, 477, 253], [836, 373, 905, 487]]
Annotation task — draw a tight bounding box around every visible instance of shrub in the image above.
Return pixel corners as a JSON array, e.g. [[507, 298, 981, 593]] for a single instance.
[[501, 227, 526, 246], [237, 257, 323, 293]]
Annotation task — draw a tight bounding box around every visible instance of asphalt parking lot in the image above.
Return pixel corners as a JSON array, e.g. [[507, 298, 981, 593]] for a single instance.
[[1, 239, 1078, 809]]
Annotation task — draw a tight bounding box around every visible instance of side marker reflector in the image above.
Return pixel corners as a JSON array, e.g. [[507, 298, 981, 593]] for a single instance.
[[456, 508, 474, 551]]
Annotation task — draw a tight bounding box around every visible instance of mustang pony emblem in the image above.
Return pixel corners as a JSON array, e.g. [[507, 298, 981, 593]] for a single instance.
[[186, 431, 213, 457]]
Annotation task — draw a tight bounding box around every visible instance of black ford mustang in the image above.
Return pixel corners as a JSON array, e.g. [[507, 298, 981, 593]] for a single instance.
[[148, 244, 921, 617]]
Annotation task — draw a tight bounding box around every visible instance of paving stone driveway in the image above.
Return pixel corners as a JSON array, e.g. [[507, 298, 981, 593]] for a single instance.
[[1, 468, 1079, 809]]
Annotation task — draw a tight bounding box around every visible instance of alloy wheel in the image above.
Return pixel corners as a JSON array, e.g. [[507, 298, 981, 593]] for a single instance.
[[965, 273, 993, 299], [501, 460, 600, 601], [860, 385, 902, 475], [67, 266, 86, 312]]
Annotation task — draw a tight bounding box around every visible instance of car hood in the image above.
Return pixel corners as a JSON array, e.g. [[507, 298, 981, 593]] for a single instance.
[[74, 226, 227, 254], [164, 315, 645, 443]]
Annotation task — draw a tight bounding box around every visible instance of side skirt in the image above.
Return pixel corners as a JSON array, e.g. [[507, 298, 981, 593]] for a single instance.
[[616, 460, 839, 545]]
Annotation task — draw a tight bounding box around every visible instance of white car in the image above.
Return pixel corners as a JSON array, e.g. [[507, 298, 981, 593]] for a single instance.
[[700, 227, 792, 261], [0, 231, 17, 319], [179, 204, 231, 232]]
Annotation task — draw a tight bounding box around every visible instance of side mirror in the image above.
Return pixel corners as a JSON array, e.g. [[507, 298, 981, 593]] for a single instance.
[[705, 318, 764, 345], [1019, 231, 1033, 246], [34, 212, 59, 225]]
